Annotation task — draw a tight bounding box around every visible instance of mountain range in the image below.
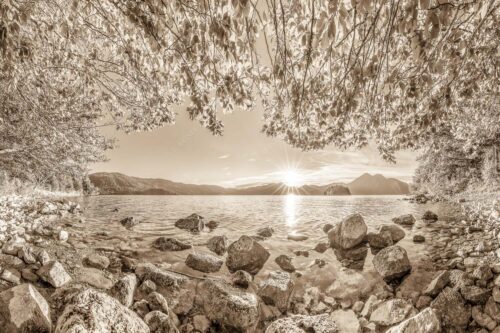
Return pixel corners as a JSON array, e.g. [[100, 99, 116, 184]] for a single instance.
[[89, 172, 410, 195]]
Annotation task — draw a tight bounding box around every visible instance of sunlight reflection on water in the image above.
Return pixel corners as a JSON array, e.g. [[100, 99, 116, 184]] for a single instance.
[[284, 194, 299, 227]]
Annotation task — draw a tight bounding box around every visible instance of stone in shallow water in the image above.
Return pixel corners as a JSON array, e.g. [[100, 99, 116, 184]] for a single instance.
[[153, 237, 192, 251], [257, 227, 274, 238], [207, 235, 228, 255], [174, 213, 204, 233], [422, 211, 438, 221], [412, 235, 425, 243], [392, 214, 416, 226], [275, 254, 296, 272], [55, 288, 149, 333], [0, 284, 52, 333], [226, 235, 270, 275], [120, 216, 139, 229], [430, 287, 470, 329], [366, 230, 393, 249], [198, 279, 259, 331], [328, 213, 367, 250], [370, 299, 413, 326], [258, 271, 295, 313], [37, 261, 72, 288], [287, 234, 309, 241], [314, 242, 329, 253], [185, 252, 223, 273], [84, 252, 110, 269], [372, 245, 411, 282], [265, 314, 338, 333], [386, 307, 440, 333], [379, 225, 406, 242]]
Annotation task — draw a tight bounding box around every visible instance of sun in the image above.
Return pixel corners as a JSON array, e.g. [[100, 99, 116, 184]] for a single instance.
[[283, 169, 302, 187]]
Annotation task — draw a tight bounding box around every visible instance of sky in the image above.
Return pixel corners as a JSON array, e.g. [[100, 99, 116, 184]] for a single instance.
[[91, 105, 419, 187]]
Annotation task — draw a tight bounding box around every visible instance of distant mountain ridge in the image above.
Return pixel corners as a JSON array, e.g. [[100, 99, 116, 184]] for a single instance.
[[89, 172, 410, 195]]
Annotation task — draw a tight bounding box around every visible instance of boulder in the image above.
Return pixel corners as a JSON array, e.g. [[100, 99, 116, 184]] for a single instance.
[[185, 252, 223, 273], [84, 253, 110, 269], [206, 220, 219, 230], [422, 211, 438, 221], [0, 284, 52, 333], [17, 245, 36, 264], [372, 246, 411, 282], [366, 231, 393, 249], [370, 299, 413, 326], [174, 214, 204, 233], [207, 235, 228, 256], [392, 214, 416, 226], [423, 270, 450, 297], [472, 306, 497, 331], [144, 310, 179, 333], [460, 285, 490, 304], [153, 237, 192, 251], [328, 213, 367, 250], [147, 291, 170, 313], [74, 267, 113, 290], [379, 225, 406, 242], [430, 287, 470, 329], [226, 235, 270, 275], [55, 288, 149, 333], [386, 307, 441, 333], [197, 279, 259, 331], [265, 314, 338, 333], [275, 254, 296, 272], [413, 235, 425, 243], [36, 261, 72, 288], [484, 296, 500, 322], [232, 270, 252, 289], [329, 309, 360, 333], [120, 216, 139, 229], [258, 271, 294, 313], [1, 268, 21, 285], [110, 274, 137, 307]]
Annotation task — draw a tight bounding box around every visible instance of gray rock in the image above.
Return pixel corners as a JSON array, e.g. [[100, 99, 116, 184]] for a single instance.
[[484, 296, 500, 321], [232, 270, 252, 289], [323, 224, 334, 233], [153, 237, 192, 251], [422, 211, 438, 221], [471, 264, 493, 282], [386, 307, 441, 333], [265, 314, 338, 333], [257, 227, 274, 238], [366, 230, 393, 249], [147, 291, 170, 313], [55, 288, 149, 333], [328, 213, 367, 250], [135, 263, 188, 288], [17, 245, 36, 264], [258, 271, 294, 313], [379, 225, 406, 242], [174, 214, 204, 233], [84, 253, 110, 269], [74, 266, 113, 290], [472, 306, 497, 331], [110, 274, 137, 307], [198, 279, 259, 331], [372, 245, 411, 282], [275, 254, 296, 272], [144, 310, 179, 333], [329, 309, 360, 333], [1, 268, 21, 285], [185, 252, 223, 273], [370, 298, 413, 326], [226, 235, 270, 275], [207, 235, 228, 256], [430, 287, 470, 329], [0, 284, 51, 333], [120, 216, 139, 229], [460, 285, 490, 304], [36, 261, 72, 288], [413, 235, 425, 243], [423, 270, 450, 297], [392, 214, 416, 226], [287, 234, 308, 241], [206, 220, 219, 230], [314, 242, 329, 253]]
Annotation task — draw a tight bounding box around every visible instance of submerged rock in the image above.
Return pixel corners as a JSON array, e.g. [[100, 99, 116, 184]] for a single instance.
[[265, 314, 338, 333], [392, 214, 416, 226], [328, 213, 367, 250], [185, 252, 223, 273], [413, 235, 425, 243], [55, 288, 149, 333], [206, 220, 219, 230], [0, 284, 52, 333], [120, 216, 139, 229], [386, 307, 441, 333], [258, 271, 295, 313], [226, 235, 270, 275], [207, 235, 228, 255], [257, 227, 274, 238], [422, 211, 438, 221], [198, 279, 260, 331], [36, 261, 72, 288], [372, 245, 411, 282], [275, 254, 296, 272], [153, 237, 192, 251], [314, 242, 329, 253], [174, 213, 204, 233], [287, 234, 308, 241]]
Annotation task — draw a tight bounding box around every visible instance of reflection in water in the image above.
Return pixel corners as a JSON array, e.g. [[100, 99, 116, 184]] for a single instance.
[[284, 194, 299, 227]]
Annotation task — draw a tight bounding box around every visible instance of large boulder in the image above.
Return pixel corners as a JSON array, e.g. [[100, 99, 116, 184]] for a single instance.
[[328, 213, 367, 250], [174, 214, 204, 233], [110, 274, 137, 307], [265, 314, 338, 333], [392, 214, 416, 226], [0, 284, 52, 333], [386, 307, 441, 333], [185, 252, 223, 273], [372, 245, 411, 282], [55, 288, 149, 333], [258, 271, 295, 313], [207, 235, 228, 255], [226, 235, 270, 275], [153, 237, 192, 251], [197, 279, 259, 331], [36, 261, 72, 288], [370, 299, 413, 326], [430, 287, 470, 329]]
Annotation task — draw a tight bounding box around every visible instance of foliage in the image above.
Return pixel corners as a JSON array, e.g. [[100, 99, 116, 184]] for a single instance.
[[0, 0, 498, 189]]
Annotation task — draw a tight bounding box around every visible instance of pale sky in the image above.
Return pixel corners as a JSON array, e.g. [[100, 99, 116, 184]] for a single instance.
[[91, 105, 419, 187]]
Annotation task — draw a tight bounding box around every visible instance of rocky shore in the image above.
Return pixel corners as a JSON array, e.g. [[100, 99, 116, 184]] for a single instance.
[[0, 195, 499, 332]]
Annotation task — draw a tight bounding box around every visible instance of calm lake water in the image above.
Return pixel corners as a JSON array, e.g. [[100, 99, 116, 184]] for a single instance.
[[70, 195, 460, 293]]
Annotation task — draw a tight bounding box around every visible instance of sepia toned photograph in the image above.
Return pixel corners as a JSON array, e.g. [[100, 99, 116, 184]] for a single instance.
[[0, 0, 499, 332]]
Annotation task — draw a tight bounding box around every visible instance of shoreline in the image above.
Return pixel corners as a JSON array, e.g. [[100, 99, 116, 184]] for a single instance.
[[0, 194, 498, 332]]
